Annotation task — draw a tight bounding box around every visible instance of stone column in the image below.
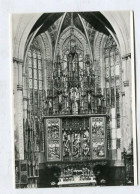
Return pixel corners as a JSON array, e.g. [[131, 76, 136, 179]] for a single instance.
[[121, 53, 132, 152], [13, 57, 24, 160]]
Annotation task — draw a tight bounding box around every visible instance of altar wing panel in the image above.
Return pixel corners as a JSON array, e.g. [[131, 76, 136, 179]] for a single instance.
[[46, 118, 61, 161], [90, 117, 107, 159]]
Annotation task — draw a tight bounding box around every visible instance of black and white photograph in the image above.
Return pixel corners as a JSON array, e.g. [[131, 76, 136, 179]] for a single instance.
[[12, 11, 137, 188]]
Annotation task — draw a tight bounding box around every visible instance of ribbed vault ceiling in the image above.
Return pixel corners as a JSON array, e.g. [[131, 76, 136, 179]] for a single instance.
[[60, 13, 85, 35], [30, 12, 115, 38], [28, 12, 116, 59]]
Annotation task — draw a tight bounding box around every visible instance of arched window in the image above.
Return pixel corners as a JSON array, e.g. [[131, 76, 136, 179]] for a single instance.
[[104, 36, 121, 149], [27, 48, 43, 115], [26, 40, 44, 152]]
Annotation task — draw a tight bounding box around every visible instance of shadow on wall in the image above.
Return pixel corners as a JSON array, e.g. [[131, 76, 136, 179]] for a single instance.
[[38, 166, 61, 188]]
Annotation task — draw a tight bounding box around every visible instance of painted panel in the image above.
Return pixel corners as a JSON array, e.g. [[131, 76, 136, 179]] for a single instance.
[[91, 117, 106, 159], [46, 118, 61, 161]]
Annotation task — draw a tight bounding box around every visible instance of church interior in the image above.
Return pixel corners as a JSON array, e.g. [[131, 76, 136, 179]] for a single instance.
[[12, 11, 134, 188]]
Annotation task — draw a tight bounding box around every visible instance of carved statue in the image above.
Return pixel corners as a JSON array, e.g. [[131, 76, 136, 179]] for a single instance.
[[83, 141, 89, 156], [46, 99, 53, 115], [63, 133, 71, 157], [73, 133, 81, 157], [72, 97, 78, 114]]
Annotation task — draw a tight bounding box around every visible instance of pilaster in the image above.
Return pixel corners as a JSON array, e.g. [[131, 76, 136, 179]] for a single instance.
[[121, 53, 132, 152], [13, 57, 24, 160]]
